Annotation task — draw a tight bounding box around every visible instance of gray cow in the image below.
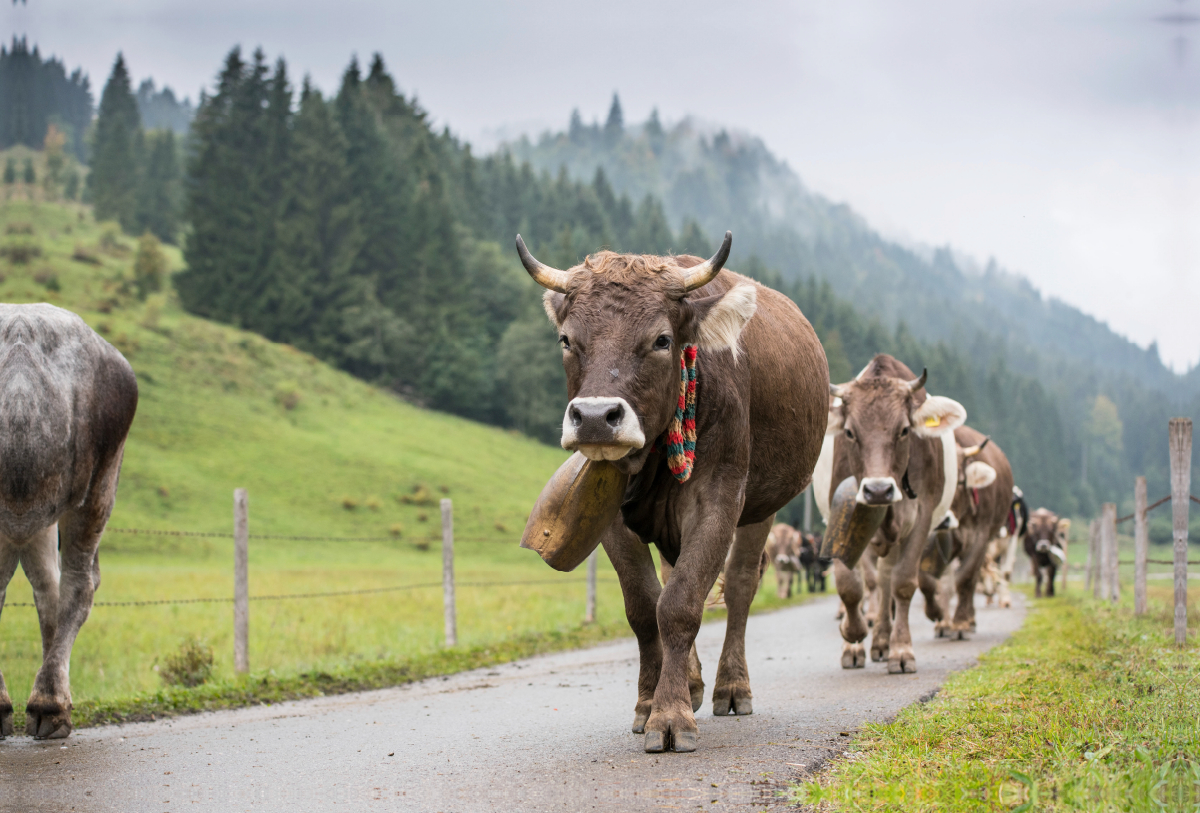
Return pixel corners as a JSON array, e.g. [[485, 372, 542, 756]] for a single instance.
[[0, 304, 137, 739]]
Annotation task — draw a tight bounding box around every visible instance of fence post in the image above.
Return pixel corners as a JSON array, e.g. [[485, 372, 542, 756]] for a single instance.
[[585, 548, 598, 624], [1104, 502, 1119, 603], [1135, 476, 1148, 615], [233, 488, 249, 675], [803, 485, 812, 534], [1169, 418, 1192, 646], [441, 498, 457, 647], [1098, 507, 1111, 601], [1087, 518, 1099, 597]]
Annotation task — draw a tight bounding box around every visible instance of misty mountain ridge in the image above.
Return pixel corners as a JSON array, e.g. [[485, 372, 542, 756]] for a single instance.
[[504, 101, 1189, 396]]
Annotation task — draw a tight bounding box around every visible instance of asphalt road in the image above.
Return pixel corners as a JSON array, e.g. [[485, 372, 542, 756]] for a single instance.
[[1, 593, 1025, 812]]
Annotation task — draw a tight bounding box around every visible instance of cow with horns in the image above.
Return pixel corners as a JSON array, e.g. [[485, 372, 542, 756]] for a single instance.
[[515, 232, 828, 753], [0, 304, 138, 739], [816, 355, 967, 673], [1025, 507, 1069, 597]]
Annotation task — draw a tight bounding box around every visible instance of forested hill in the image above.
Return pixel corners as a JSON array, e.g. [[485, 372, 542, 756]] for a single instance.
[[505, 102, 1187, 396]]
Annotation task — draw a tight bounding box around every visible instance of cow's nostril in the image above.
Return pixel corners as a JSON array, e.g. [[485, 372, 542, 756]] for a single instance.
[[605, 404, 624, 428], [569, 407, 583, 428]]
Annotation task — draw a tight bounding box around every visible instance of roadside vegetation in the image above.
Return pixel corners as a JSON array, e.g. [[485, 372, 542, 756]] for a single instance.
[[0, 194, 815, 731], [790, 583, 1200, 811]]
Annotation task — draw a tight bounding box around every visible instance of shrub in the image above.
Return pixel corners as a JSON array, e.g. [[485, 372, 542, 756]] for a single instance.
[[365, 496, 381, 511], [417, 512, 428, 523], [273, 380, 301, 411], [4, 223, 33, 235], [33, 269, 60, 291], [398, 484, 435, 506], [0, 242, 42, 264], [159, 638, 214, 688], [389, 523, 404, 538], [134, 232, 167, 300], [341, 496, 358, 510], [71, 244, 101, 265]]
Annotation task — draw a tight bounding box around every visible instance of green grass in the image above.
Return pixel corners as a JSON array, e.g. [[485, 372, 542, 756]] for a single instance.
[[789, 583, 1200, 811], [0, 191, 817, 729]]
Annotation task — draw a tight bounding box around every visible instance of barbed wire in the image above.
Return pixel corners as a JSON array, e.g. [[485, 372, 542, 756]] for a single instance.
[[104, 528, 507, 544], [1, 576, 611, 610]]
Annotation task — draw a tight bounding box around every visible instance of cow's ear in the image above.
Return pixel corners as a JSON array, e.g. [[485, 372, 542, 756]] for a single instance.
[[691, 284, 757, 362], [965, 461, 997, 489], [911, 395, 967, 438], [827, 394, 845, 433], [1056, 518, 1071, 538], [542, 290, 566, 328]]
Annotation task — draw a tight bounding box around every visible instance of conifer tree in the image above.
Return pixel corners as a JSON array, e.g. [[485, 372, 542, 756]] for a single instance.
[[629, 194, 673, 253], [136, 129, 181, 242], [89, 53, 141, 229], [603, 93, 624, 146]]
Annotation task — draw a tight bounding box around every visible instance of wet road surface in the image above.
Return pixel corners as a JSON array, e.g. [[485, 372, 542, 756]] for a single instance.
[[1, 593, 1024, 812]]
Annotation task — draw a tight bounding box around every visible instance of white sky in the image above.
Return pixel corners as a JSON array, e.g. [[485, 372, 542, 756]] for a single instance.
[[10, 0, 1199, 370]]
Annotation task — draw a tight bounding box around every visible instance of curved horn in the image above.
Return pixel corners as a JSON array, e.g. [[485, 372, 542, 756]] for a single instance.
[[516, 234, 573, 293], [829, 382, 846, 399], [961, 443, 983, 457], [678, 231, 733, 292], [906, 368, 928, 393]]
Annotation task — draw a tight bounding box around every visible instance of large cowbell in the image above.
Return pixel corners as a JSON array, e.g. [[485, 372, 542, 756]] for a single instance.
[[521, 452, 629, 572], [819, 476, 888, 569]]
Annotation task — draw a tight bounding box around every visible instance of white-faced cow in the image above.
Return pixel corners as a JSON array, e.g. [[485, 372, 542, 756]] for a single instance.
[[516, 233, 828, 752], [766, 523, 803, 599], [0, 304, 137, 739], [917, 426, 1013, 638], [816, 354, 967, 673], [1025, 508, 1069, 597]]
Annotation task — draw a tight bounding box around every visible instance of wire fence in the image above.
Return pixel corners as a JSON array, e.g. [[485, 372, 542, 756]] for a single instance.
[[1114, 494, 1199, 525]]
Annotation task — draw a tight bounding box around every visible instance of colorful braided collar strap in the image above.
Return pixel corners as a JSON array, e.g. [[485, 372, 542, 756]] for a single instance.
[[663, 344, 699, 483]]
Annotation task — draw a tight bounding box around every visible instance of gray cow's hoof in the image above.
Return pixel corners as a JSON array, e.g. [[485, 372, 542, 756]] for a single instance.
[[26, 702, 72, 740], [632, 708, 650, 734], [841, 643, 866, 669]]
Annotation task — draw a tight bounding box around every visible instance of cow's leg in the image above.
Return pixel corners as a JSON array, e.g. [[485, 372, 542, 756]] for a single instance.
[[603, 521, 663, 733], [1032, 561, 1044, 598], [886, 531, 926, 674], [861, 552, 879, 628], [1046, 563, 1057, 597], [0, 536, 23, 738], [644, 515, 733, 753], [918, 569, 944, 626], [26, 450, 121, 740], [950, 534, 989, 638], [833, 559, 867, 668], [775, 565, 789, 600], [712, 515, 773, 717], [870, 548, 897, 663], [659, 558, 704, 713]]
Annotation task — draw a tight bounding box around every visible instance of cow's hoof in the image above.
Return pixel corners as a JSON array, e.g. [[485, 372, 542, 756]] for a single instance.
[[0, 704, 13, 739], [690, 684, 704, 713], [841, 643, 866, 669], [25, 705, 72, 740], [870, 641, 889, 662], [712, 685, 753, 716], [933, 621, 951, 638], [969, 620, 977, 632], [999, 598, 1011, 609], [643, 711, 698, 753], [887, 650, 917, 674]]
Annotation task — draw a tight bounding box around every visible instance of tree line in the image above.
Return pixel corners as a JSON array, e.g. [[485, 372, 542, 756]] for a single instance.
[[0, 38, 92, 162]]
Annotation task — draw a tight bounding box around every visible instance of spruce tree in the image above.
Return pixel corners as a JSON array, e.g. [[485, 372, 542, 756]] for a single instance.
[[89, 53, 141, 229], [21, 157, 34, 184], [136, 129, 181, 242], [603, 93, 624, 146], [629, 194, 673, 254]]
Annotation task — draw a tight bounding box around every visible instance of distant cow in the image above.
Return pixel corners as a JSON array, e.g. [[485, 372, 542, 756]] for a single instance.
[[766, 523, 803, 598], [0, 304, 138, 739], [819, 354, 967, 673], [517, 232, 828, 752], [799, 532, 826, 593], [978, 486, 1028, 608], [1025, 508, 1069, 597]]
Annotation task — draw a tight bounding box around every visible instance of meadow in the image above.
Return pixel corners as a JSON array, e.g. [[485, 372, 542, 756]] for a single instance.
[[0, 189, 815, 727]]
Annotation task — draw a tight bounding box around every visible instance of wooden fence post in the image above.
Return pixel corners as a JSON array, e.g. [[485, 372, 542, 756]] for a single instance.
[[1135, 476, 1148, 615], [585, 548, 598, 624], [1104, 502, 1119, 603], [233, 488, 249, 675], [1098, 506, 1111, 601], [803, 485, 813, 534], [441, 498, 457, 647], [1169, 418, 1192, 646], [1088, 518, 1099, 597]]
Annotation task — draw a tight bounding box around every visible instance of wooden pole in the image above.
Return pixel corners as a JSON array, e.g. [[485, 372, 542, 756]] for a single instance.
[[1060, 521, 1069, 594], [803, 485, 812, 534], [1169, 418, 1191, 646], [1098, 506, 1111, 601], [1104, 502, 1119, 603], [233, 488, 249, 674], [1088, 518, 1099, 597], [1135, 476, 1148, 616], [441, 498, 457, 647], [585, 548, 598, 624]]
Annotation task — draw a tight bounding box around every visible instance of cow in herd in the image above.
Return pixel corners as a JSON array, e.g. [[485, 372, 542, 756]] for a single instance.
[[0, 233, 1070, 754], [0, 304, 138, 740]]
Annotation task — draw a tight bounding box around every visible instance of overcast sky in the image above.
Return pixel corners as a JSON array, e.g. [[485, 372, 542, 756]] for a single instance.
[[10, 0, 1198, 370]]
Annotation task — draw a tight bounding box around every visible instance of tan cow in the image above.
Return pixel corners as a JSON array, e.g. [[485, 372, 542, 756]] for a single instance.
[[766, 523, 803, 598]]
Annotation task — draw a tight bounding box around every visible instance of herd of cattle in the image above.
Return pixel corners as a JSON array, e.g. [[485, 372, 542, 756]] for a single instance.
[[0, 234, 1071, 756]]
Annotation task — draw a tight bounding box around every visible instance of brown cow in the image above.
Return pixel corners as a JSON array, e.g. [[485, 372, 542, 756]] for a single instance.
[[517, 232, 828, 752], [1025, 508, 1070, 597], [766, 523, 803, 598], [918, 427, 1013, 639], [819, 354, 967, 673]]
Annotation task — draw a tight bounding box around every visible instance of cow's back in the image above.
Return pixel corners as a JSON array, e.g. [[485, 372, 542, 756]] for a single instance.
[[0, 304, 137, 539], [952, 425, 1014, 535]]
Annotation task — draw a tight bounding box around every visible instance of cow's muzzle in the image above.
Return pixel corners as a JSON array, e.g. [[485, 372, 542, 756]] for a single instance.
[[857, 477, 902, 506], [561, 397, 645, 461]]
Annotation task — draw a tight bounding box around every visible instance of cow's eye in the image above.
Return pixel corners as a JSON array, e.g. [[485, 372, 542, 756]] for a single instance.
[[844, 428, 855, 441], [654, 334, 672, 350], [559, 335, 571, 350], [899, 426, 909, 438]]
